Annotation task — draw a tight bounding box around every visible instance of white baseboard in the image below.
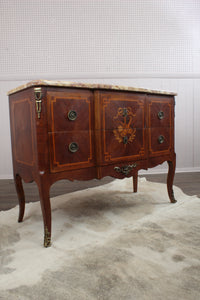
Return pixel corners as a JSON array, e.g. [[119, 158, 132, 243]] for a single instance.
[[140, 167, 200, 175], [175, 167, 200, 173], [1, 167, 200, 180], [0, 174, 13, 180]]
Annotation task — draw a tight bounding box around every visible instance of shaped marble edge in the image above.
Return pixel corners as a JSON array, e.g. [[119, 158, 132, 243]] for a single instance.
[[7, 79, 177, 96]]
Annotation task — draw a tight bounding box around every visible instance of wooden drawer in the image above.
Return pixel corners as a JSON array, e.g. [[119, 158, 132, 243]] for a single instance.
[[96, 91, 147, 164], [47, 89, 93, 132], [49, 131, 94, 172], [100, 128, 147, 164], [148, 96, 174, 128], [149, 127, 172, 157], [100, 91, 145, 130]]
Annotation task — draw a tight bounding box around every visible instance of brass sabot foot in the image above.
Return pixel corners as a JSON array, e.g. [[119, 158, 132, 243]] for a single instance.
[[44, 226, 51, 248], [170, 190, 177, 203]]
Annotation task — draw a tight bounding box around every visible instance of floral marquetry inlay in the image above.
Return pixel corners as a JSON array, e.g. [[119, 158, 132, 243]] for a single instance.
[[113, 107, 137, 145]]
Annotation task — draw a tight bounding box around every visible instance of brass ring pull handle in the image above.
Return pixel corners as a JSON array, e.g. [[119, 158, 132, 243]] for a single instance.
[[68, 110, 77, 121], [69, 142, 79, 153], [114, 163, 137, 176], [158, 111, 164, 120], [158, 135, 164, 144]]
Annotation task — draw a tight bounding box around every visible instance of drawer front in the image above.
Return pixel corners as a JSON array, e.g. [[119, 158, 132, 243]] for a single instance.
[[47, 89, 93, 132], [101, 91, 145, 131], [49, 131, 94, 172], [97, 91, 147, 164], [102, 128, 146, 163], [149, 127, 173, 157], [148, 96, 174, 128]]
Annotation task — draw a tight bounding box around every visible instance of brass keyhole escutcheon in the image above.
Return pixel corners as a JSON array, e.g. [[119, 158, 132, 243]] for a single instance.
[[69, 142, 79, 153], [68, 110, 77, 121], [123, 136, 128, 144], [158, 111, 164, 120], [158, 135, 164, 144]]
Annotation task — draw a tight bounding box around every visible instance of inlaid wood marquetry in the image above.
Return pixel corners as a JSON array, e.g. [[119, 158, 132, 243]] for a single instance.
[[8, 80, 177, 247], [47, 90, 94, 172], [113, 107, 136, 145], [99, 91, 146, 163], [148, 96, 174, 157], [10, 97, 35, 167]]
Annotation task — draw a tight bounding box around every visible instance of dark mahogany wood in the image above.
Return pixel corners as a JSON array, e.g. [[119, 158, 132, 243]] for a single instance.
[[133, 172, 138, 193], [14, 174, 25, 222], [9, 85, 176, 247], [167, 156, 177, 203], [36, 175, 52, 247]]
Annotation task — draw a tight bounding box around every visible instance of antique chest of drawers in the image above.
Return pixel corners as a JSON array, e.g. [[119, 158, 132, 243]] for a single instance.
[[8, 80, 177, 247]]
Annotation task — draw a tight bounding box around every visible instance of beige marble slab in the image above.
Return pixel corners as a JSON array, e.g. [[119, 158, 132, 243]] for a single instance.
[[7, 79, 177, 96]]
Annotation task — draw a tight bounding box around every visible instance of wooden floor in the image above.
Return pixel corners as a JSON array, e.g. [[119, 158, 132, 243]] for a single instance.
[[0, 172, 200, 211]]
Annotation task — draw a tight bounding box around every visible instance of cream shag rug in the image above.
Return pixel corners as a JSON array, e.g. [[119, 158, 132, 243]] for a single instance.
[[0, 178, 200, 300]]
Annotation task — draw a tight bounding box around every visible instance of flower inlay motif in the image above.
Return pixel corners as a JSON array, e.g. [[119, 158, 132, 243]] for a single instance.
[[113, 107, 136, 144]]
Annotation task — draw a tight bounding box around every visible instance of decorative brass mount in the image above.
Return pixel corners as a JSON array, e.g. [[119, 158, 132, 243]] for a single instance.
[[114, 163, 137, 176], [34, 87, 42, 119]]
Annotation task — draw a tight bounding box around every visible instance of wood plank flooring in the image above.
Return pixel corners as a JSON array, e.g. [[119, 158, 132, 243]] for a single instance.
[[0, 172, 199, 211]]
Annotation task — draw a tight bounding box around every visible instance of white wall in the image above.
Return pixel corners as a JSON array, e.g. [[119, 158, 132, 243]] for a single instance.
[[1, 0, 200, 178]]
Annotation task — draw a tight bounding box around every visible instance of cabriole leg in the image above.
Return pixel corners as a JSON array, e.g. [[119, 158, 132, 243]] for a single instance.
[[37, 179, 51, 247], [133, 171, 138, 193], [167, 157, 177, 203], [14, 174, 25, 222]]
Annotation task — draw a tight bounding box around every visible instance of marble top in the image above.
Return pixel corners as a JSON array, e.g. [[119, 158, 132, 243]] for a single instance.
[[8, 80, 177, 96]]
